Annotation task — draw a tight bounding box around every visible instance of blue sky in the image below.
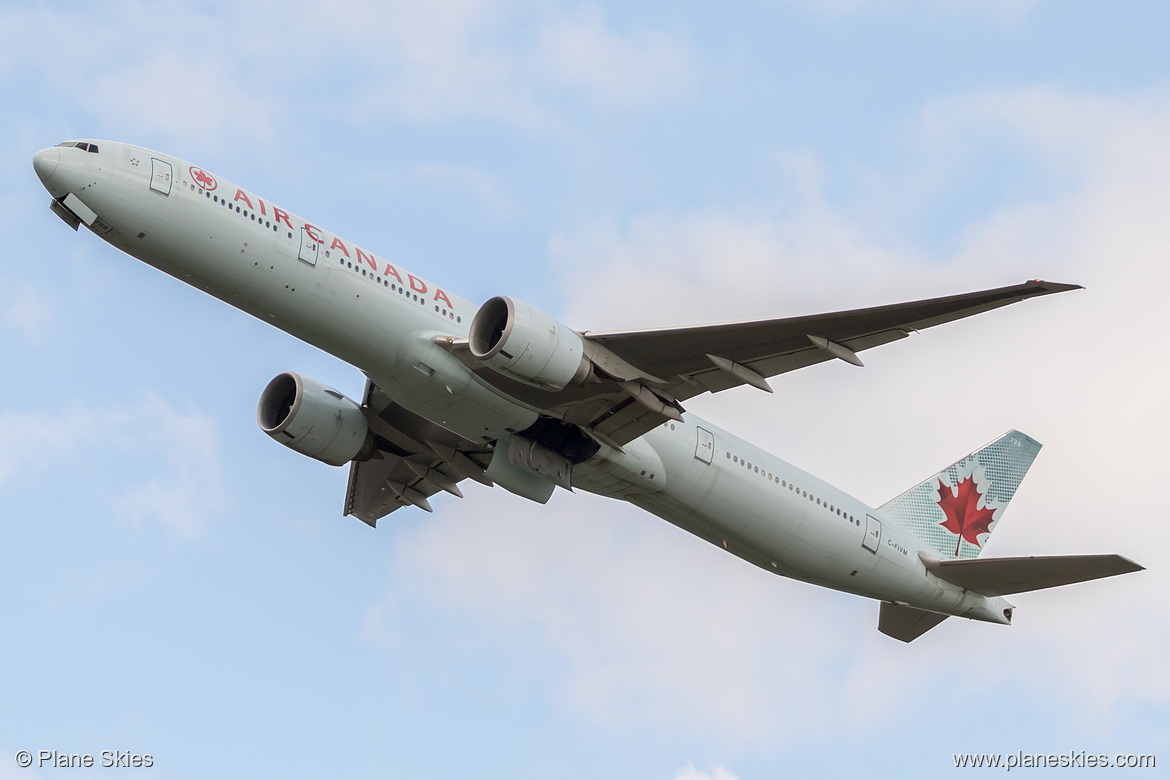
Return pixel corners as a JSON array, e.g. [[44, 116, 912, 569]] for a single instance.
[[2, 1, 1167, 778]]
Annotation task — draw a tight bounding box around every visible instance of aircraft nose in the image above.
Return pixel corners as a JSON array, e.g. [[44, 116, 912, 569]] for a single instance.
[[33, 147, 60, 185]]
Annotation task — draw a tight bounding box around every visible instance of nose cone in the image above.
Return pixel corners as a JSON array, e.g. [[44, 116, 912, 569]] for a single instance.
[[33, 147, 60, 186]]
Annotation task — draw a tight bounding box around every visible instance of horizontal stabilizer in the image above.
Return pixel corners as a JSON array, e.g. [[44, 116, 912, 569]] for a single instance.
[[922, 554, 1144, 597], [879, 602, 949, 643]]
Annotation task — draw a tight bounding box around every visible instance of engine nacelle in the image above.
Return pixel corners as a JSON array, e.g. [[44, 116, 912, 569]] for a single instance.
[[468, 296, 592, 391], [257, 372, 374, 466]]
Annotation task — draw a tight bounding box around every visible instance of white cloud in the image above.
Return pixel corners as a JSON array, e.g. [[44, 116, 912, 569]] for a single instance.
[[409, 162, 520, 217], [369, 488, 896, 745], [789, 0, 1040, 24], [533, 5, 693, 109], [929, 0, 1040, 23], [0, 1, 694, 147], [0, 279, 53, 344], [672, 763, 741, 780], [335, 0, 555, 128], [369, 85, 1170, 743], [0, 4, 280, 150], [337, 0, 694, 127], [0, 393, 226, 539], [107, 394, 227, 539]]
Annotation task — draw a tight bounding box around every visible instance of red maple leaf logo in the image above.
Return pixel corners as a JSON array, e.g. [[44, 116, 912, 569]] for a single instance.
[[936, 475, 996, 556], [190, 166, 217, 191]]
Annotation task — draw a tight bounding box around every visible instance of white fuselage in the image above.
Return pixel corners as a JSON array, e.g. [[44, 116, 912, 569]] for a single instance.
[[33, 140, 1011, 624]]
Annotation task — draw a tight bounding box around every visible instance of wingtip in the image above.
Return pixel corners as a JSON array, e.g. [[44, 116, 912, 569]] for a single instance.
[[1027, 279, 1084, 293], [1116, 554, 1145, 573]]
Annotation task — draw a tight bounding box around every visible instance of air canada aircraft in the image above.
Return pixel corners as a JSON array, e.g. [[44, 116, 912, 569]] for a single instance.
[[33, 139, 1143, 642]]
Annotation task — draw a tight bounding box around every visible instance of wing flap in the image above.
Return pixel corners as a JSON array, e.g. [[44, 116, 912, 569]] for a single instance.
[[922, 554, 1144, 597], [345, 455, 432, 526], [343, 380, 493, 526]]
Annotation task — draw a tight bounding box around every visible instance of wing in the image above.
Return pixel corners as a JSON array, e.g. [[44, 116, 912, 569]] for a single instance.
[[344, 380, 494, 526], [588, 279, 1080, 396], [454, 279, 1079, 447]]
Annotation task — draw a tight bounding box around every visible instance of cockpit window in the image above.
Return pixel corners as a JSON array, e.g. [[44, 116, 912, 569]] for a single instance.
[[55, 141, 97, 152]]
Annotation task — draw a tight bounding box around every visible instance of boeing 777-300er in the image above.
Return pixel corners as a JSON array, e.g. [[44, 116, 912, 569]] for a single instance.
[[32, 139, 1143, 642]]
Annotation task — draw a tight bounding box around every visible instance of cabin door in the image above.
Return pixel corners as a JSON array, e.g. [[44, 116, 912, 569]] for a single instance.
[[298, 226, 319, 266], [694, 426, 714, 463], [862, 514, 882, 553], [149, 158, 172, 195]]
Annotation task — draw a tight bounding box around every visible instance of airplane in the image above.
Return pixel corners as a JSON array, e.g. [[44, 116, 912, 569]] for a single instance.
[[32, 138, 1143, 642]]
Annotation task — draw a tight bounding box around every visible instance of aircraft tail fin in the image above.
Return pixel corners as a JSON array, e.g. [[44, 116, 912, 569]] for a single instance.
[[921, 554, 1144, 597], [879, 430, 1042, 560], [878, 603, 949, 642]]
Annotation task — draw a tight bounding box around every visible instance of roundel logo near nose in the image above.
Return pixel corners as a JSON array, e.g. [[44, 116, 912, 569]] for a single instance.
[[190, 166, 217, 191]]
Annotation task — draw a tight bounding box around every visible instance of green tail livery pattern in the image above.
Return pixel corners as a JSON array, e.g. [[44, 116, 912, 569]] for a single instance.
[[878, 430, 1042, 560]]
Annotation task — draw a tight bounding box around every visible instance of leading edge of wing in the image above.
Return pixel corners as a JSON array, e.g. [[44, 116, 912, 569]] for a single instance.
[[582, 279, 1081, 383], [583, 279, 1080, 341]]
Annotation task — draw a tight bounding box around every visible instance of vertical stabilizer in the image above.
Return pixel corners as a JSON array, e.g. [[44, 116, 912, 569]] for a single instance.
[[879, 430, 1041, 560]]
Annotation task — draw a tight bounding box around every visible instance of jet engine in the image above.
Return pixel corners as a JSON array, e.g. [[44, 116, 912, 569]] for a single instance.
[[469, 296, 593, 391], [257, 372, 375, 466]]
